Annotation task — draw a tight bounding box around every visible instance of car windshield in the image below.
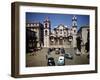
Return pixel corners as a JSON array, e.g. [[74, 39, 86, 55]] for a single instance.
[[48, 60, 51, 62]]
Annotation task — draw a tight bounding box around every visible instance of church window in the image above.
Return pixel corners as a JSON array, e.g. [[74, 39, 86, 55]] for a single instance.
[[34, 24, 36, 26], [60, 29, 62, 34], [45, 30, 47, 35], [45, 23, 47, 28], [31, 24, 33, 26], [74, 30, 76, 33]]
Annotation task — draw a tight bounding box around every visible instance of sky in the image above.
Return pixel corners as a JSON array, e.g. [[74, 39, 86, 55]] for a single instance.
[[26, 12, 89, 30]]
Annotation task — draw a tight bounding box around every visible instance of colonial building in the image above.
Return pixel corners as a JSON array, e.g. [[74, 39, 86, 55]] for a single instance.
[[26, 28, 37, 52], [26, 22, 44, 49], [78, 26, 89, 45], [77, 26, 89, 53]]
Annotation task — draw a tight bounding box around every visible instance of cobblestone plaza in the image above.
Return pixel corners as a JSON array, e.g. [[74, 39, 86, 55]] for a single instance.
[[26, 48, 89, 67]]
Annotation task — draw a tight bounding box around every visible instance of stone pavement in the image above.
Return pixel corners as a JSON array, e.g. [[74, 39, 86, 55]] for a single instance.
[[26, 48, 89, 67]]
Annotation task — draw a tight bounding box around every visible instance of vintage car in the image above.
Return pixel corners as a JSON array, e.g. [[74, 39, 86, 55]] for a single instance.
[[60, 48, 65, 54], [64, 53, 73, 59], [55, 48, 60, 54], [47, 57, 55, 66], [57, 55, 65, 66]]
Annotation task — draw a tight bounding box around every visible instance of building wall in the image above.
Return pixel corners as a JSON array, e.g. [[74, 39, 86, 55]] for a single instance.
[[26, 23, 44, 48], [77, 26, 89, 54], [82, 28, 89, 44]]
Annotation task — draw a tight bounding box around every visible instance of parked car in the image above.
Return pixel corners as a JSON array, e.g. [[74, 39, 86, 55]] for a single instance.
[[52, 48, 55, 50], [57, 55, 65, 66], [64, 53, 73, 59], [48, 48, 53, 53], [48, 57, 55, 66], [61, 48, 65, 54], [57, 48, 60, 50], [55, 48, 60, 54]]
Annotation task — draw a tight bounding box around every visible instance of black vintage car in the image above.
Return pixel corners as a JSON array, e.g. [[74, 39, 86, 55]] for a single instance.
[[47, 57, 55, 66]]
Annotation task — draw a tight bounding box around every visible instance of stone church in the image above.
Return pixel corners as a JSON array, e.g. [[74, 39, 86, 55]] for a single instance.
[[43, 16, 77, 48]]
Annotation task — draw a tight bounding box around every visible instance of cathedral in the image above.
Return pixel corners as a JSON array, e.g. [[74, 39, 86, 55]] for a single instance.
[[43, 16, 77, 48], [26, 15, 89, 50]]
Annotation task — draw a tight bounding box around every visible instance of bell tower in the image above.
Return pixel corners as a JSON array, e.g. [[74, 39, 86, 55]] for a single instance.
[[43, 17, 51, 47], [72, 15, 77, 28], [71, 15, 77, 48]]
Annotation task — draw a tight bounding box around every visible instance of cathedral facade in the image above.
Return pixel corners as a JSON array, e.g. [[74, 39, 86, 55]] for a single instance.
[[26, 16, 86, 49], [43, 16, 77, 48]]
